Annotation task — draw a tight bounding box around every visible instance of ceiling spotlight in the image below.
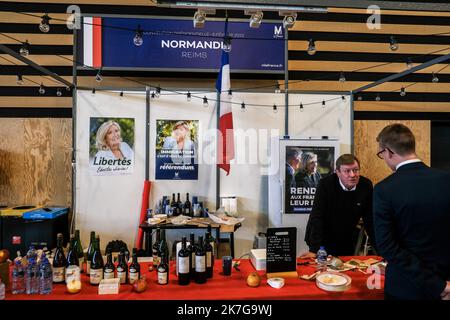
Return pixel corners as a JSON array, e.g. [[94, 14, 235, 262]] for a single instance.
[[389, 35, 399, 51], [19, 40, 29, 57], [203, 96, 209, 107], [249, 11, 263, 29], [280, 12, 297, 29], [222, 36, 232, 53], [16, 74, 24, 85], [307, 39, 316, 55], [432, 72, 439, 83], [193, 9, 206, 28], [339, 72, 346, 82], [133, 25, 144, 46], [56, 88, 62, 97], [273, 104, 278, 113], [39, 14, 50, 33], [39, 83, 45, 95], [400, 87, 406, 96], [95, 69, 103, 82], [187, 91, 191, 102]]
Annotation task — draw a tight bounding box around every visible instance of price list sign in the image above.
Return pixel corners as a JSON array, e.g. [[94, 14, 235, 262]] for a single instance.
[[266, 227, 297, 277]]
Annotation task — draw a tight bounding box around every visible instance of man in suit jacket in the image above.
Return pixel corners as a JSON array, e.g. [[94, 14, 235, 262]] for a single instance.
[[301, 154, 375, 258], [285, 148, 302, 188], [374, 123, 450, 300]]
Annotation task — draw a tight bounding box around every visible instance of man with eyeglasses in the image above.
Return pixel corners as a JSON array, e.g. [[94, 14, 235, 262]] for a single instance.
[[301, 154, 375, 258], [374, 123, 450, 300]]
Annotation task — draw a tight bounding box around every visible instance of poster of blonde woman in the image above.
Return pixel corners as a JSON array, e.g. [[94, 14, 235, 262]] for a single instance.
[[89, 118, 135, 175], [155, 120, 198, 180]]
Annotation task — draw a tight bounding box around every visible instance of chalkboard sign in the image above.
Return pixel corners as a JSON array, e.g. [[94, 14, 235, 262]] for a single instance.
[[266, 227, 297, 275]]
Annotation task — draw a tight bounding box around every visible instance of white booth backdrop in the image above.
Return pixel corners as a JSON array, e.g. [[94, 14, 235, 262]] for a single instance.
[[76, 90, 351, 257]]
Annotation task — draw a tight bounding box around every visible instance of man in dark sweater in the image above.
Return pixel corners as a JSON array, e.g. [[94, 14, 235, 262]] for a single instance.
[[301, 154, 375, 258]]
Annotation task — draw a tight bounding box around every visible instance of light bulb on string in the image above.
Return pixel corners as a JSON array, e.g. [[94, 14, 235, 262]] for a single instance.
[[375, 94, 381, 101], [39, 83, 45, 95], [222, 36, 232, 53], [91, 88, 96, 95], [273, 104, 278, 113], [322, 100, 325, 107], [133, 25, 144, 46], [228, 89, 232, 96], [120, 91, 124, 98], [389, 35, 399, 51], [155, 86, 161, 98], [203, 96, 209, 108], [357, 95, 362, 101], [406, 58, 413, 69], [16, 74, 24, 85], [299, 103, 304, 112], [400, 87, 406, 97], [56, 88, 62, 97], [187, 92, 191, 102], [341, 95, 346, 101], [274, 83, 281, 93], [95, 69, 103, 82], [19, 40, 29, 56], [307, 39, 316, 55], [241, 102, 246, 112], [339, 72, 346, 82], [151, 92, 155, 99], [39, 14, 50, 33], [432, 72, 439, 83], [65, 86, 71, 91]]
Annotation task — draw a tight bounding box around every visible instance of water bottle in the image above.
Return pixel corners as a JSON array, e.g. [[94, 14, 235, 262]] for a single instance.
[[26, 246, 37, 260], [316, 246, 328, 272], [39, 253, 53, 294], [11, 259, 25, 294], [25, 258, 39, 294], [0, 277, 5, 300]]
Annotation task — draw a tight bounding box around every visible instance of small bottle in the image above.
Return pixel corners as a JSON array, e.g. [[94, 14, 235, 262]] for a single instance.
[[26, 258, 39, 294], [204, 232, 214, 279], [129, 249, 141, 284], [52, 233, 67, 283], [152, 228, 161, 269], [39, 252, 53, 294], [0, 277, 5, 300], [116, 250, 128, 284], [11, 252, 25, 294], [103, 251, 115, 280], [316, 246, 328, 272], [89, 236, 104, 285], [184, 193, 192, 216], [157, 251, 169, 285], [178, 237, 190, 285], [26, 246, 37, 261], [187, 233, 197, 278], [195, 236, 207, 284], [86, 231, 96, 275]]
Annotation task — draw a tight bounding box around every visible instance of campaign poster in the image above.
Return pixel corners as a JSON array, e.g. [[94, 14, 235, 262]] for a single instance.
[[155, 120, 199, 180], [89, 117, 135, 176], [284, 146, 335, 214]]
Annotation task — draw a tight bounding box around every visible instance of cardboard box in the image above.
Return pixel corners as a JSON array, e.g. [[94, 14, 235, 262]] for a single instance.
[[250, 249, 266, 271], [99, 278, 120, 295]]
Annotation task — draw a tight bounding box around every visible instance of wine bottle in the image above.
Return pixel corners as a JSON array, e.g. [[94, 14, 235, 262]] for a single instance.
[[86, 231, 95, 275], [176, 193, 182, 216], [158, 229, 169, 262], [184, 193, 192, 216], [116, 250, 128, 284], [89, 236, 104, 285], [152, 228, 161, 269], [170, 193, 177, 216], [129, 249, 141, 284], [73, 230, 84, 272], [103, 251, 115, 280], [187, 233, 196, 278], [52, 233, 66, 283], [178, 237, 190, 285], [207, 224, 216, 256], [66, 235, 79, 267], [195, 236, 207, 284], [205, 232, 214, 279], [157, 251, 169, 285]]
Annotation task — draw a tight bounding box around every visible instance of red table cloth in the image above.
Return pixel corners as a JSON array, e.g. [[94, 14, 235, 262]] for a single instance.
[[5, 256, 384, 300]]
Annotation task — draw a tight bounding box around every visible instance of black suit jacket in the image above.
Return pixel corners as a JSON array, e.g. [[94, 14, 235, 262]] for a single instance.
[[305, 173, 374, 256], [373, 162, 450, 299]]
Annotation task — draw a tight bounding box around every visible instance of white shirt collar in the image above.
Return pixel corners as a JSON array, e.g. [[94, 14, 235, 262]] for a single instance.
[[395, 159, 421, 171], [338, 178, 356, 191]]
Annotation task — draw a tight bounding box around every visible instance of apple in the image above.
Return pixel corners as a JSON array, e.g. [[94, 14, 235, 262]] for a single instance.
[[133, 276, 147, 293], [246, 272, 261, 287], [0, 249, 10, 263], [66, 279, 82, 294]]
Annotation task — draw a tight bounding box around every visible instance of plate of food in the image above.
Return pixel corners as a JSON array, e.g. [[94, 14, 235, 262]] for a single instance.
[[316, 272, 352, 292]]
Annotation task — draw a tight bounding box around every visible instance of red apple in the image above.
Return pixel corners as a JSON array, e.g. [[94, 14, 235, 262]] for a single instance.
[[133, 276, 148, 293]]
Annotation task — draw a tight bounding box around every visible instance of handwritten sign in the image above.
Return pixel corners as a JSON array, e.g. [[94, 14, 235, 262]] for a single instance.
[[266, 227, 297, 274]]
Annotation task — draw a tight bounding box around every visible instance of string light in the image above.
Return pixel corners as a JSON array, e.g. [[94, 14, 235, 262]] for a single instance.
[[406, 58, 413, 69], [151, 92, 155, 99], [307, 39, 316, 55], [339, 72, 346, 82], [274, 83, 281, 93], [39, 14, 50, 33], [375, 94, 381, 101], [241, 102, 246, 111], [133, 25, 144, 46], [400, 87, 406, 96], [120, 91, 124, 97], [273, 104, 278, 113], [95, 69, 103, 82], [299, 103, 303, 112], [389, 35, 399, 51], [56, 88, 62, 96], [187, 91, 191, 101], [341, 95, 346, 101], [357, 95, 362, 101], [92, 87, 96, 94], [16, 74, 24, 85], [222, 36, 232, 53], [228, 89, 232, 96], [432, 72, 439, 83], [203, 96, 209, 107], [19, 40, 29, 56], [322, 100, 325, 107], [38, 83, 45, 95], [155, 86, 161, 98]]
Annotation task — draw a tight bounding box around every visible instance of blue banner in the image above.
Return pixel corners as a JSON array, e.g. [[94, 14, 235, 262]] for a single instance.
[[101, 17, 285, 72]]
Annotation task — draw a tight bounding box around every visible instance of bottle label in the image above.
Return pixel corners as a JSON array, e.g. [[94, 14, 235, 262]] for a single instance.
[[53, 267, 65, 282], [86, 261, 91, 274], [185, 208, 190, 214], [195, 256, 206, 272], [129, 271, 139, 284], [206, 252, 212, 268], [178, 256, 189, 274], [90, 268, 103, 284], [117, 269, 127, 284], [158, 271, 168, 284], [104, 269, 114, 279], [65, 265, 80, 283]]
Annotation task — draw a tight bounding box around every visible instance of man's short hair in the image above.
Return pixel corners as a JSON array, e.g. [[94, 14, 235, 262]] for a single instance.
[[376, 123, 415, 156], [286, 148, 302, 161], [336, 154, 360, 170]]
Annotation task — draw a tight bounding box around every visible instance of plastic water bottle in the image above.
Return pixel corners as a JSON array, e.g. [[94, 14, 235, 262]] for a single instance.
[[25, 258, 39, 294], [0, 277, 5, 300], [27, 246, 37, 260], [12, 259, 25, 294], [317, 246, 328, 272], [39, 253, 53, 294]]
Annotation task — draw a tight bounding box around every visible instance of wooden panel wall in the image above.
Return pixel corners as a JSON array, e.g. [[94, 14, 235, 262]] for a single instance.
[[0, 118, 72, 207], [354, 120, 431, 185]]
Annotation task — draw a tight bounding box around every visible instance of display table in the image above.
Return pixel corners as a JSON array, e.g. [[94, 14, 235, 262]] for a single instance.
[[5, 256, 384, 300]]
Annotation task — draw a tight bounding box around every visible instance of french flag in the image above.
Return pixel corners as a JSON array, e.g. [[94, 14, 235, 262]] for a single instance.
[[215, 22, 235, 175], [82, 17, 102, 68]]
